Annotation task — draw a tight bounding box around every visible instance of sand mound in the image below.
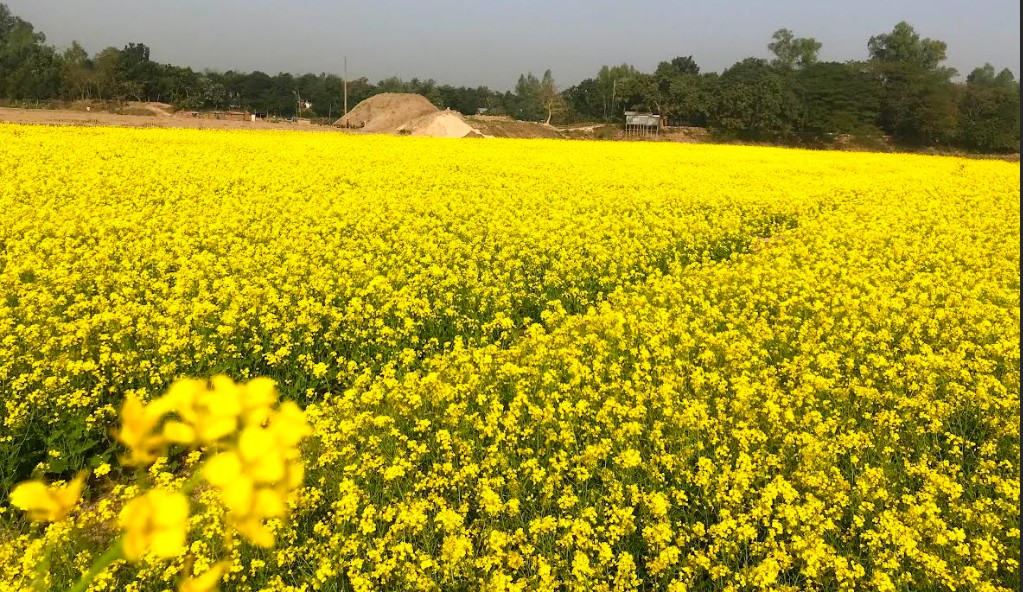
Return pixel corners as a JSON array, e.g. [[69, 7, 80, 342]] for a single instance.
[[399, 110, 481, 138], [334, 93, 439, 132]]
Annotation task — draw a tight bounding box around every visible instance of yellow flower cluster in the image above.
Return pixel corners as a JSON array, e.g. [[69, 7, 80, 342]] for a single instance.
[[0, 124, 1019, 591], [115, 376, 310, 553], [0, 124, 810, 487], [202, 400, 308, 547], [9, 473, 86, 522], [119, 488, 190, 560], [5, 374, 309, 591]]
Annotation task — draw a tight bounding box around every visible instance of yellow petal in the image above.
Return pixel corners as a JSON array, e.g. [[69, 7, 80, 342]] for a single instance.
[[10, 476, 86, 522], [244, 378, 278, 409], [197, 416, 237, 443], [237, 427, 275, 462], [159, 378, 203, 416], [120, 396, 145, 424], [203, 452, 243, 487], [53, 472, 88, 511], [210, 374, 237, 392], [220, 477, 255, 514], [164, 378, 203, 406], [179, 561, 229, 592], [9, 481, 51, 512], [206, 376, 243, 417], [163, 421, 197, 444], [121, 529, 150, 561], [119, 490, 190, 561], [253, 488, 286, 518], [249, 453, 286, 484], [235, 517, 274, 548], [202, 391, 242, 419], [118, 396, 169, 465], [118, 398, 147, 445], [286, 461, 305, 490], [149, 525, 187, 558], [153, 492, 190, 526], [269, 402, 310, 447], [119, 496, 153, 561], [119, 495, 146, 529]]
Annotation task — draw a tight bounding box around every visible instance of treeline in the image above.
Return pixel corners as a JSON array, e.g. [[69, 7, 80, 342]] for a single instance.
[[558, 25, 1019, 152], [1, 4, 1018, 152], [0, 5, 503, 118]]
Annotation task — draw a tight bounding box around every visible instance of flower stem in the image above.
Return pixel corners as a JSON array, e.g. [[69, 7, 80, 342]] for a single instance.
[[68, 539, 124, 592]]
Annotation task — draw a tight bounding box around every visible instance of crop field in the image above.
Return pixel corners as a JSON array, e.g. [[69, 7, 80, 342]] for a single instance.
[[0, 124, 1019, 591]]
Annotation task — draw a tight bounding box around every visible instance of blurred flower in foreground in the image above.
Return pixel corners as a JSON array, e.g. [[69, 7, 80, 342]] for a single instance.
[[119, 489, 190, 560], [9, 472, 87, 522]]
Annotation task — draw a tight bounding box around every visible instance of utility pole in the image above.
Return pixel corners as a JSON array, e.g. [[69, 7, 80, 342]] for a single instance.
[[343, 56, 349, 116]]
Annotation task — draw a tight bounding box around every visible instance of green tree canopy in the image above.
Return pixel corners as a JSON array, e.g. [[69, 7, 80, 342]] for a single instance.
[[868, 21, 956, 79], [797, 62, 880, 134], [959, 63, 1019, 152], [768, 29, 822, 69], [711, 57, 800, 138], [966, 63, 1017, 87]]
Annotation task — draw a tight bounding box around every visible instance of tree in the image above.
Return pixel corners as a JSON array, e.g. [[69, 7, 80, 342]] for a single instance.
[[710, 58, 800, 138], [59, 41, 91, 100], [658, 55, 700, 78], [0, 4, 41, 47], [537, 69, 566, 124], [156, 64, 202, 109], [0, 4, 62, 100], [92, 47, 125, 101], [563, 77, 604, 121], [966, 63, 1017, 87], [376, 76, 405, 93], [654, 56, 710, 125], [959, 65, 1019, 152], [867, 22, 959, 145], [868, 21, 956, 80], [875, 64, 957, 145], [118, 42, 156, 100], [198, 73, 227, 109], [616, 72, 660, 113], [266, 72, 297, 115], [437, 85, 497, 116], [595, 63, 641, 120], [511, 72, 544, 121], [797, 61, 880, 134], [768, 29, 822, 69]]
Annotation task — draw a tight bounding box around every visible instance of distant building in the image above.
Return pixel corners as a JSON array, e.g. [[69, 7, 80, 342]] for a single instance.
[[203, 111, 249, 121], [624, 111, 661, 136]]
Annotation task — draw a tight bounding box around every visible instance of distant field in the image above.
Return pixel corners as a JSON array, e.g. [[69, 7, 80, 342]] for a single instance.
[[0, 106, 332, 131], [0, 124, 1018, 591]]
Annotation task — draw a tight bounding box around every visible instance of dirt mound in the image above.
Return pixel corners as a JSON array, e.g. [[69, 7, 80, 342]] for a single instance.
[[334, 93, 438, 132], [399, 110, 481, 138], [465, 116, 563, 139], [139, 102, 175, 116]]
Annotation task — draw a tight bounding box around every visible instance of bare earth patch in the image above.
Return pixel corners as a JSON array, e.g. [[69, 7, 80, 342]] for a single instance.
[[0, 107, 339, 132]]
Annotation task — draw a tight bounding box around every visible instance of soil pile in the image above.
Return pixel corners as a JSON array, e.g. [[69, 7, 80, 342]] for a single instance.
[[465, 115, 564, 139], [334, 93, 438, 132], [399, 110, 480, 138]]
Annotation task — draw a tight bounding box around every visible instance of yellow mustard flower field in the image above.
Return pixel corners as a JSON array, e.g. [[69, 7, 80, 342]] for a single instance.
[[0, 123, 1019, 591]]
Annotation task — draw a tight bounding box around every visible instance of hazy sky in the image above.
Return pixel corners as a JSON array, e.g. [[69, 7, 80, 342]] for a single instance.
[[6, 0, 1020, 89]]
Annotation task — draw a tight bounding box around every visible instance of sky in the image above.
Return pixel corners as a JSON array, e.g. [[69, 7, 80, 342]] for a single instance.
[[6, 0, 1020, 89]]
